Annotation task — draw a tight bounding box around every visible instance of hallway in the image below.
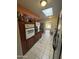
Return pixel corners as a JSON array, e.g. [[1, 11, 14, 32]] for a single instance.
[[17, 0, 62, 59], [23, 30, 54, 59]]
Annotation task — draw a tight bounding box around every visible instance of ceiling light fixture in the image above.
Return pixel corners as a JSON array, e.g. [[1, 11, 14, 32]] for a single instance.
[[40, 0, 47, 7]]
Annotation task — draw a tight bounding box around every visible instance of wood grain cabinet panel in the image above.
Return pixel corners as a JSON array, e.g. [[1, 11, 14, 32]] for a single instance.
[[17, 5, 42, 55]]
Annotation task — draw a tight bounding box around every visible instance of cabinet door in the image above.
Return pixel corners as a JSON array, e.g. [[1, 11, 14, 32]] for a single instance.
[[18, 21, 28, 55], [29, 36, 35, 48], [26, 36, 35, 50]]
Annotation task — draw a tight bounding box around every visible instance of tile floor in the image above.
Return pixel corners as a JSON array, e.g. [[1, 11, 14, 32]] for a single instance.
[[23, 30, 54, 59]]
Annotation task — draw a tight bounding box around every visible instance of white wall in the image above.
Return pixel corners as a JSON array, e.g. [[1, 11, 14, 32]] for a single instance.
[[44, 16, 58, 31], [17, 24, 23, 59]]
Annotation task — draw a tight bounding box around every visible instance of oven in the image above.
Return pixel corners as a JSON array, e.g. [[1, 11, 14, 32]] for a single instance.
[[25, 24, 35, 39]]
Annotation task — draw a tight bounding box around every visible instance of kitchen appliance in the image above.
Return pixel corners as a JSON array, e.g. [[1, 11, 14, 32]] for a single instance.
[[25, 24, 35, 39]]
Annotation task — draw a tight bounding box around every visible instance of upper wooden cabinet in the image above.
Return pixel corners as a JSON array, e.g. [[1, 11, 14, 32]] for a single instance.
[[17, 4, 40, 23]]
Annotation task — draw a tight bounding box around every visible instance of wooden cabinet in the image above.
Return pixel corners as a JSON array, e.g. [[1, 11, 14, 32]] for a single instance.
[[17, 5, 42, 55], [18, 21, 27, 55], [35, 32, 42, 42]]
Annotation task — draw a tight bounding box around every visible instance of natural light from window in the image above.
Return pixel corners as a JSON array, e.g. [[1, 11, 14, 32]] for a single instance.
[[45, 23, 51, 29], [42, 8, 53, 16]]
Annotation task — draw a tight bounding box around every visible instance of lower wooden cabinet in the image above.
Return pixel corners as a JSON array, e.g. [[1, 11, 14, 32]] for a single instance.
[[27, 36, 35, 49], [18, 21, 42, 55]]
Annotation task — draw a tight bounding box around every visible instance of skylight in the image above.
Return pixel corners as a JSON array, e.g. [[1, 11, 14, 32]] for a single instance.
[[42, 8, 53, 16]]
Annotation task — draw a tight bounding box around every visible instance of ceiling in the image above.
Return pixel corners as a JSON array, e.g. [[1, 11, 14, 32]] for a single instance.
[[17, 0, 62, 22]]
